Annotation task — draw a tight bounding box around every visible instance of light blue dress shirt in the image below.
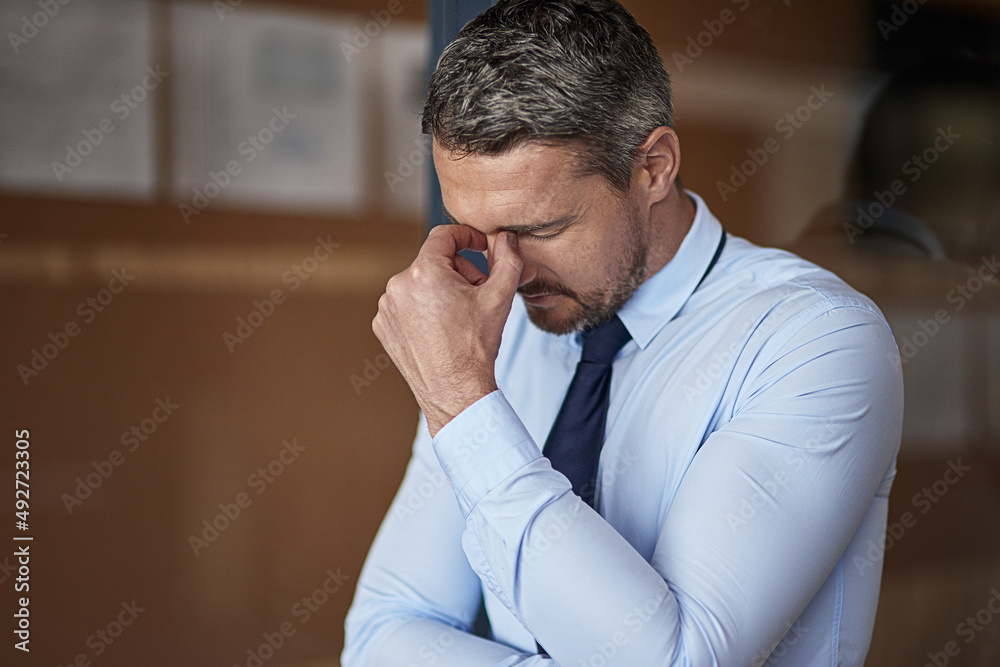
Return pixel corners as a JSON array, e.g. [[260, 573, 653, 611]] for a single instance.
[[343, 191, 904, 666]]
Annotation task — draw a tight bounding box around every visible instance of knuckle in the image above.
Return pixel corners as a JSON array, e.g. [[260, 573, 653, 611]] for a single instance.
[[409, 263, 426, 284], [384, 275, 401, 296]]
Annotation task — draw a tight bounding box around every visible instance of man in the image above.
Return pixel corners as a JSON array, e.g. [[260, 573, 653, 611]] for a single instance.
[[343, 1, 903, 665]]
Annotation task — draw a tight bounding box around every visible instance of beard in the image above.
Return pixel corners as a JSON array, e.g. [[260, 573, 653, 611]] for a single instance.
[[518, 195, 649, 335]]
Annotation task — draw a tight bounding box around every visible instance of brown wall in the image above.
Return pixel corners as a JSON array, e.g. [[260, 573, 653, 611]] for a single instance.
[[2, 0, 426, 663]]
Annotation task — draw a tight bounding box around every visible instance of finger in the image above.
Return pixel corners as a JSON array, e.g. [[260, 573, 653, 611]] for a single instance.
[[486, 231, 523, 297], [421, 224, 488, 259], [372, 294, 390, 339], [453, 253, 488, 286]]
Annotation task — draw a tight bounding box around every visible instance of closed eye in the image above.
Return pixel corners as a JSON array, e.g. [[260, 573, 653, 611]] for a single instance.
[[525, 227, 565, 242], [520, 217, 578, 241], [441, 204, 582, 241]]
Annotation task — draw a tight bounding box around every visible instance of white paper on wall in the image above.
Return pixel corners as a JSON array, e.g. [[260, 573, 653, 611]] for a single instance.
[[171, 2, 364, 219], [0, 0, 156, 199], [376, 21, 430, 218]]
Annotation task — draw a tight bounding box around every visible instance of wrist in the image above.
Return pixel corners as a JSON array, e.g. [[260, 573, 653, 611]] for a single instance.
[[423, 379, 497, 438]]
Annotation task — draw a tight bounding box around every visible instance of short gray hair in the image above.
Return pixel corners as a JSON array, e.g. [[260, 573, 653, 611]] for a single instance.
[[422, 0, 674, 195]]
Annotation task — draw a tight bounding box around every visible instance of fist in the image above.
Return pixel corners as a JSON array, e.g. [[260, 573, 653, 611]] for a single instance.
[[372, 225, 524, 436]]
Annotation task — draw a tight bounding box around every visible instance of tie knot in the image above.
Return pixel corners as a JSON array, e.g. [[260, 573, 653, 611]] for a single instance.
[[580, 315, 632, 364]]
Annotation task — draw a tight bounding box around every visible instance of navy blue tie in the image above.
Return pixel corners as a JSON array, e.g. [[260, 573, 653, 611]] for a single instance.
[[531, 229, 725, 658], [542, 315, 633, 508], [535, 315, 631, 658]]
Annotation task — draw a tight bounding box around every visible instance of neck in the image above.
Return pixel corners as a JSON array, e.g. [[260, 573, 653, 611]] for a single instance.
[[644, 183, 696, 282]]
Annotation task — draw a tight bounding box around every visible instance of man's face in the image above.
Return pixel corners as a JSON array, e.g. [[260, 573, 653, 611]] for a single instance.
[[433, 140, 650, 335]]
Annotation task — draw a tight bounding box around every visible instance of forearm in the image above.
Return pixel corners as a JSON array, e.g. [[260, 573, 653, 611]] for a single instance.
[[433, 392, 693, 665], [344, 611, 546, 666], [464, 482, 688, 664], [342, 414, 554, 666]]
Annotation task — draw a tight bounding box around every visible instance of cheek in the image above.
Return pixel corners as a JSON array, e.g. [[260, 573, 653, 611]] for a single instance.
[[531, 243, 578, 274], [514, 243, 551, 274], [529, 244, 592, 289], [571, 235, 617, 277], [520, 223, 618, 288]]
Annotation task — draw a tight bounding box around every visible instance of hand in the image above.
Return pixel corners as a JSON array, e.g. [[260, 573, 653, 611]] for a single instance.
[[373, 225, 524, 437]]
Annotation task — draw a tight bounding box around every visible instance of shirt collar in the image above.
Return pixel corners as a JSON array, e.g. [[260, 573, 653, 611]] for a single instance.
[[617, 190, 724, 350]]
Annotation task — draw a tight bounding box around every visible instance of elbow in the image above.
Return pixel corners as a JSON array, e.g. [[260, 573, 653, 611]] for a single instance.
[[340, 608, 365, 667], [342, 597, 386, 667]]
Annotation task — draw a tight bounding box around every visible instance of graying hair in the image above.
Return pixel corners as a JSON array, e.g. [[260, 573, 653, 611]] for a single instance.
[[422, 0, 674, 195]]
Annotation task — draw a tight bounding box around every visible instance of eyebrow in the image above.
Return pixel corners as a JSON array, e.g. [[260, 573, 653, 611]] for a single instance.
[[442, 205, 580, 234]]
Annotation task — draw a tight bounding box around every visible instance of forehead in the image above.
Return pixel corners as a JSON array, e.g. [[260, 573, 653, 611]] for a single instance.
[[432, 140, 603, 233]]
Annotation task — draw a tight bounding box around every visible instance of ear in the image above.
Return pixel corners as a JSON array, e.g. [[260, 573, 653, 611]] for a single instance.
[[634, 127, 680, 206]]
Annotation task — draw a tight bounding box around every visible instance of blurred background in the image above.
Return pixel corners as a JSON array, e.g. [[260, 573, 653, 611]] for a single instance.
[[0, 0, 998, 665]]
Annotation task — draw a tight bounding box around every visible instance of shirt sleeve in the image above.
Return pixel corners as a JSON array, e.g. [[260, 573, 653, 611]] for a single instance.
[[430, 304, 903, 666], [341, 413, 554, 666]]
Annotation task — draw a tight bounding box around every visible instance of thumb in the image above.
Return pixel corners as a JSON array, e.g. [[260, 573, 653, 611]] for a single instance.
[[486, 231, 523, 297]]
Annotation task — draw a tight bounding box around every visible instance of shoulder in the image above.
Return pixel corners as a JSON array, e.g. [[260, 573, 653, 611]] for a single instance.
[[672, 236, 905, 405], [715, 235, 895, 341]]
